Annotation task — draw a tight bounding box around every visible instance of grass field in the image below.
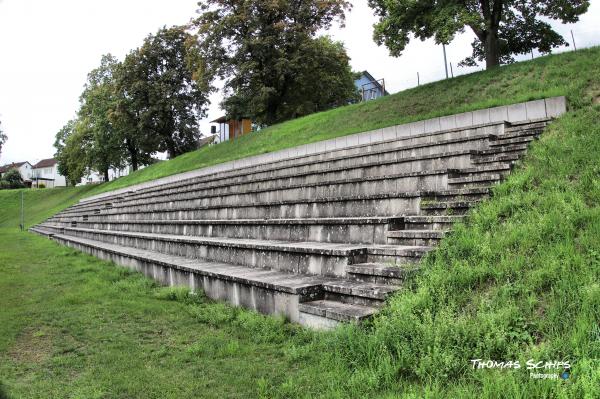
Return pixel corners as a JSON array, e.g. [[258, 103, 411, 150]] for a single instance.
[[1, 48, 600, 398]]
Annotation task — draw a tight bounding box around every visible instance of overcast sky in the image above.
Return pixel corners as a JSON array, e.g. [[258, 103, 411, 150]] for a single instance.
[[1, 0, 598, 165]]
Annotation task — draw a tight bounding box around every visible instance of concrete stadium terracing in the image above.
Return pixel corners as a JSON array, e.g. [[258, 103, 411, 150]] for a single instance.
[[31, 97, 567, 329]]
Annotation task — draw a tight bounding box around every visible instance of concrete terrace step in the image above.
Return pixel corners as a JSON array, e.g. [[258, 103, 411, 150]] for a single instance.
[[59, 166, 476, 218], [475, 143, 529, 156], [29, 228, 394, 328], [299, 300, 377, 323], [39, 225, 428, 277], [489, 135, 537, 147], [76, 122, 508, 209], [50, 188, 493, 222], [56, 166, 503, 221], [402, 215, 465, 230], [387, 230, 447, 246], [346, 262, 420, 284], [66, 134, 496, 216], [419, 200, 480, 216], [41, 216, 403, 245], [471, 153, 520, 165]]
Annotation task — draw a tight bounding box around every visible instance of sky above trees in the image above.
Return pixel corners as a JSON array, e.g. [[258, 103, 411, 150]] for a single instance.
[[0, 0, 599, 164]]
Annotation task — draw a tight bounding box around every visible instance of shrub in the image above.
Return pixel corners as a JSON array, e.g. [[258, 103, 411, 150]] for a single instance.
[[0, 169, 25, 189]]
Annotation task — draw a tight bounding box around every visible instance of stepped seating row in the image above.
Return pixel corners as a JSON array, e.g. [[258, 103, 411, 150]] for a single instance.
[[32, 111, 556, 328]]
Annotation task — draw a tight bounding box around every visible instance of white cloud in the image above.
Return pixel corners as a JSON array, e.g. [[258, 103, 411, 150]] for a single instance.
[[0, 0, 598, 164]]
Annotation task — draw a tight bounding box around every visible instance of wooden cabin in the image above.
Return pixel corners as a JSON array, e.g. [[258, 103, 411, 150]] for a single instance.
[[211, 116, 252, 142]]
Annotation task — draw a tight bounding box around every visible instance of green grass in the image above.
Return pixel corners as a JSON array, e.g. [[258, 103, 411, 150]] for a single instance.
[[85, 46, 600, 196], [1, 48, 600, 397]]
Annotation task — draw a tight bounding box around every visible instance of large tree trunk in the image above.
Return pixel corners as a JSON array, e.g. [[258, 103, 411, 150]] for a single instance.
[[103, 169, 109, 183], [126, 138, 139, 171], [484, 29, 501, 69]]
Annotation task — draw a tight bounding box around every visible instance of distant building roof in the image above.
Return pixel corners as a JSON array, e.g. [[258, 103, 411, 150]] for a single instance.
[[0, 162, 30, 173], [33, 158, 58, 169], [356, 70, 389, 95]]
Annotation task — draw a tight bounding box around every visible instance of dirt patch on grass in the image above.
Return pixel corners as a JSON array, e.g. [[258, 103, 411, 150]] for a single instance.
[[8, 328, 54, 364]]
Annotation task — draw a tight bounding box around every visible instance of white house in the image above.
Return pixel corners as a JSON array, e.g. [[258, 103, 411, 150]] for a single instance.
[[32, 158, 67, 188], [0, 161, 33, 183]]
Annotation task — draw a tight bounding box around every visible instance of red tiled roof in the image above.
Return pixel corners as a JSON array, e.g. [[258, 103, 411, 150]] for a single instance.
[[0, 162, 28, 173], [33, 158, 58, 169]]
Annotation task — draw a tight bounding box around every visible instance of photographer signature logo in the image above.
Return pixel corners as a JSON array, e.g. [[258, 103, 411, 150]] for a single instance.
[[470, 359, 571, 380]]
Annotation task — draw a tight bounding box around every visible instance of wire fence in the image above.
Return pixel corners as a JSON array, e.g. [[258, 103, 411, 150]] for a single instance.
[[380, 27, 600, 95]]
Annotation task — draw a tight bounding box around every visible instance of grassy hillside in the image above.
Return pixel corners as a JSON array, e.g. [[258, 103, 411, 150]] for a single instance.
[[86, 46, 600, 196], [1, 48, 600, 397]]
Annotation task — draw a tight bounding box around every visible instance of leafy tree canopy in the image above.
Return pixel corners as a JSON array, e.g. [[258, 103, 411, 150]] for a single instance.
[[78, 54, 126, 181], [116, 26, 212, 158], [0, 168, 24, 189], [0, 119, 6, 160], [193, 0, 357, 126], [54, 120, 87, 186], [368, 0, 590, 69]]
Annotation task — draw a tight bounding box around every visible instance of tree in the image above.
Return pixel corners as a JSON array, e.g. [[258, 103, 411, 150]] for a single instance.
[[112, 55, 154, 171], [78, 54, 126, 182], [368, 0, 590, 69], [54, 120, 87, 186], [115, 26, 212, 159], [0, 119, 6, 159], [193, 0, 356, 126], [0, 168, 24, 189]]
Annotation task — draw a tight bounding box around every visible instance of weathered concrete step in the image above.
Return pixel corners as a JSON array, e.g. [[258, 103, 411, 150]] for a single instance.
[[504, 120, 548, 133], [28, 228, 387, 328], [54, 188, 489, 223], [386, 230, 447, 246], [321, 280, 400, 301], [366, 245, 432, 264], [387, 230, 447, 239], [48, 192, 423, 221], [448, 173, 503, 186], [74, 149, 479, 213], [402, 215, 465, 230], [472, 153, 520, 165], [298, 300, 377, 324], [42, 216, 401, 245], [419, 200, 479, 216], [346, 262, 419, 284], [449, 163, 511, 176], [489, 135, 537, 147], [475, 143, 528, 156], [59, 167, 459, 218], [74, 127, 504, 211]]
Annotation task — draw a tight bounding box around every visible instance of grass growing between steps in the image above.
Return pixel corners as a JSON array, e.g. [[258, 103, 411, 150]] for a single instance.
[[2, 106, 600, 398], [84, 46, 600, 197]]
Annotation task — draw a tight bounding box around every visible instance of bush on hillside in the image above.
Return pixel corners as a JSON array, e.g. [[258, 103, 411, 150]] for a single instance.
[[0, 169, 25, 189]]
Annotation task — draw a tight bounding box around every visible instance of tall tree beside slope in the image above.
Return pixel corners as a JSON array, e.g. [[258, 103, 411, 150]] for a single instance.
[[111, 56, 154, 171], [0, 119, 6, 159], [54, 120, 88, 186], [368, 0, 590, 69], [77, 54, 126, 182], [115, 26, 212, 159], [193, 0, 358, 126]]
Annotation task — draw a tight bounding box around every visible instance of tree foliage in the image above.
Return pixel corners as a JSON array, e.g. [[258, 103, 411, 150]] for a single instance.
[[78, 54, 125, 181], [0, 119, 6, 160], [54, 120, 88, 186], [0, 168, 24, 189], [193, 0, 357, 126], [54, 26, 213, 184], [368, 0, 590, 69], [116, 26, 212, 158]]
